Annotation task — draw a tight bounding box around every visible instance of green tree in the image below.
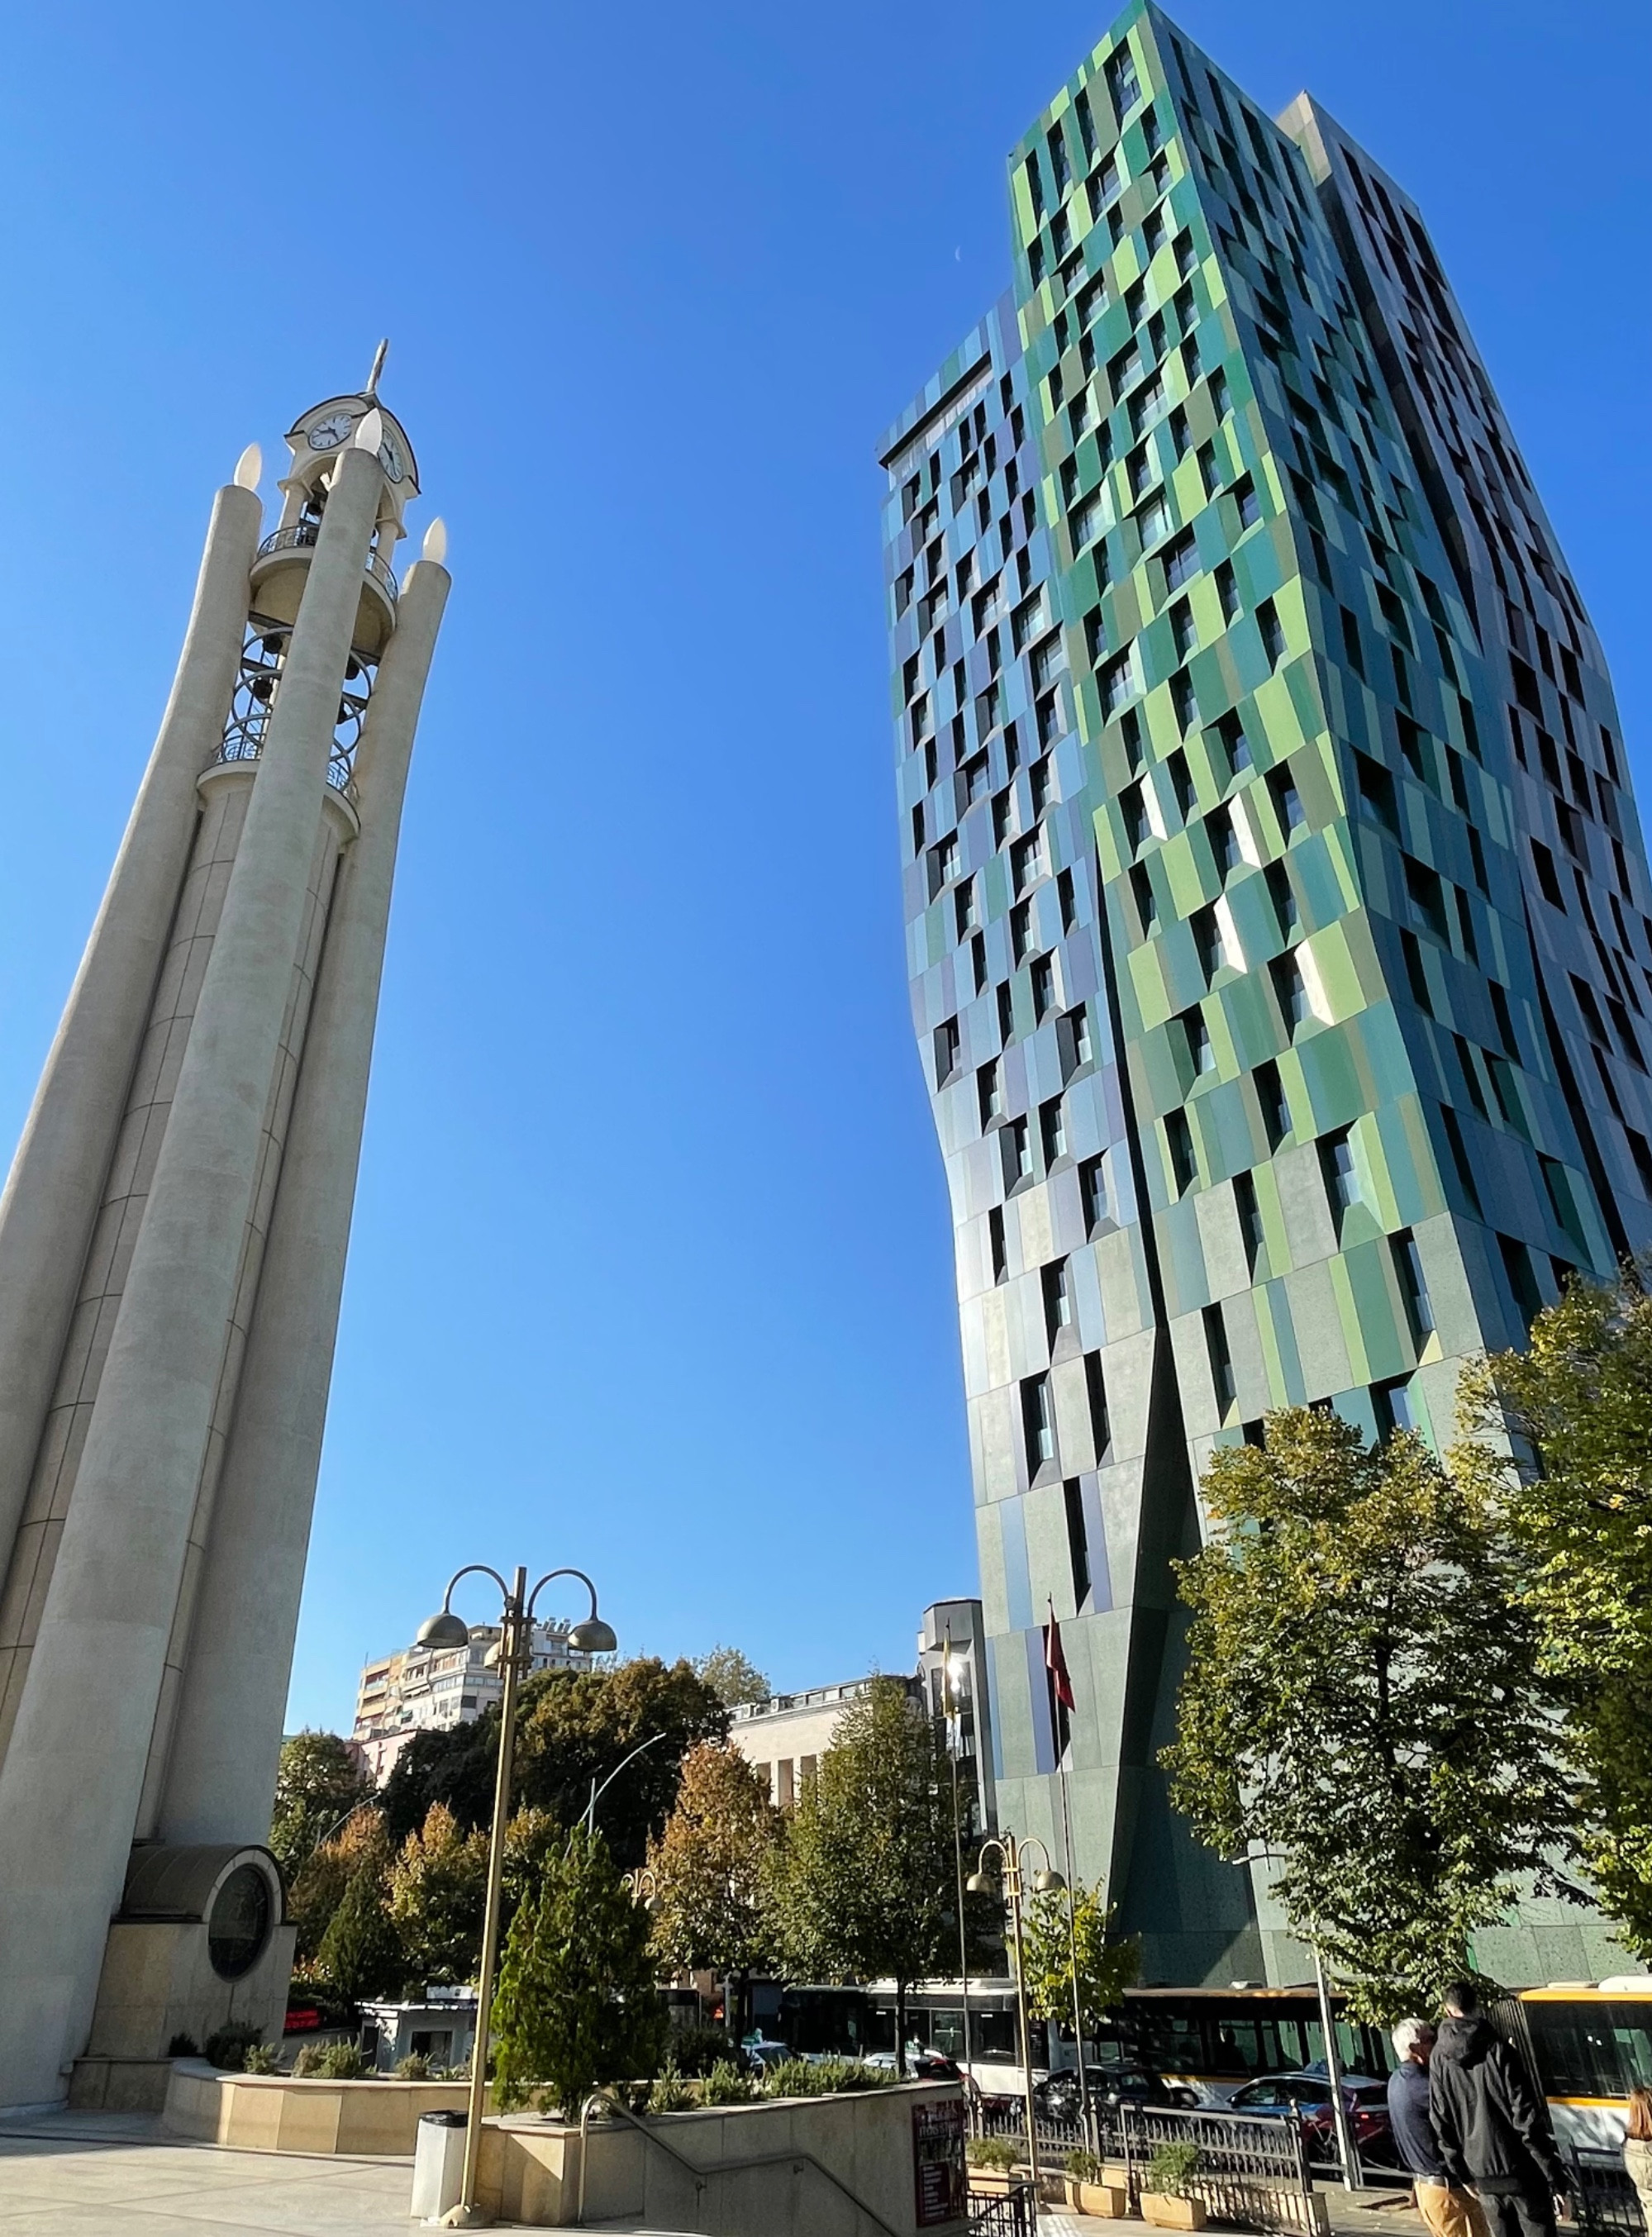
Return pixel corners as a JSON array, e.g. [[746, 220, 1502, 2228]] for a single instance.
[[1458, 1269, 1652, 1955], [648, 1742, 778, 2035], [316, 1849, 403, 2005], [693, 1646, 771, 1708], [381, 1657, 727, 1868], [1021, 1882, 1140, 2039], [513, 1657, 729, 1867], [491, 1825, 666, 2115], [1161, 1406, 1571, 2021], [386, 1803, 488, 1985], [288, 1806, 388, 1963], [269, 1730, 374, 1881], [761, 1677, 955, 2069]]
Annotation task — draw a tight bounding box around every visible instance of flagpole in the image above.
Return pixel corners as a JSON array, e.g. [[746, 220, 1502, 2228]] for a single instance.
[[1049, 1600, 1093, 2158]]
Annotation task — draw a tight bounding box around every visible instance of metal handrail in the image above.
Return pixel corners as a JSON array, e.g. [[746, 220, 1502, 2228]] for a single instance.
[[254, 522, 399, 602], [574, 2087, 904, 2236]]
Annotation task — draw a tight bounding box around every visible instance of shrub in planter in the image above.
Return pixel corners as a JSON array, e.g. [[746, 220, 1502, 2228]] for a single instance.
[[1067, 2151, 1102, 2182], [966, 2137, 1018, 2172], [394, 2053, 433, 2079], [647, 2064, 697, 2113], [242, 2042, 280, 2075], [1142, 2142, 1207, 2230], [167, 2033, 200, 2059], [293, 2040, 374, 2080], [761, 2058, 897, 2098], [204, 2024, 264, 2073], [701, 2059, 757, 2105]]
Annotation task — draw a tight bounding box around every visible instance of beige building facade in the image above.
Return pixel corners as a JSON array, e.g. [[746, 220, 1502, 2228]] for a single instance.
[[353, 1620, 589, 1782]]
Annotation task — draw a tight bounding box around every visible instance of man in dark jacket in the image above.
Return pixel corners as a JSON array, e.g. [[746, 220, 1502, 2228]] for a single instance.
[[1430, 1982, 1569, 2237], [1389, 2019, 1490, 2237]]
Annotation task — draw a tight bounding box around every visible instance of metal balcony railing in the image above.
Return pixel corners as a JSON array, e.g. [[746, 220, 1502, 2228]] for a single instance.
[[254, 522, 398, 602]]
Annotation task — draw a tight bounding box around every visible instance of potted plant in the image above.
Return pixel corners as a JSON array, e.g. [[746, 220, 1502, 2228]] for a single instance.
[[1065, 2146, 1130, 2218], [1140, 2140, 1207, 2230], [965, 2136, 1020, 2195]]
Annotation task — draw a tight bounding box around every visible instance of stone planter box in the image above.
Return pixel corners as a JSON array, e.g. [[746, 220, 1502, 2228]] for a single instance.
[[163, 2061, 477, 2155], [1141, 2194, 1207, 2230], [1068, 2177, 1131, 2216], [478, 2082, 970, 2233]]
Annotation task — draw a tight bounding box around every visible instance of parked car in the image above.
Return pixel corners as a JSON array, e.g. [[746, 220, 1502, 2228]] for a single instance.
[[1226, 2071, 1396, 2164], [1034, 2066, 1190, 2121]]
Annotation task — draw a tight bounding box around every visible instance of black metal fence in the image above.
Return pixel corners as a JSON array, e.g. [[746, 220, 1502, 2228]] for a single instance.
[[973, 2100, 1314, 2235], [1569, 2148, 1647, 2237], [966, 2182, 1037, 2235]]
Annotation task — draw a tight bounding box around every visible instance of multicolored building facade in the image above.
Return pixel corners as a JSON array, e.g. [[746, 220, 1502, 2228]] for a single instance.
[[881, 2, 1650, 1985]]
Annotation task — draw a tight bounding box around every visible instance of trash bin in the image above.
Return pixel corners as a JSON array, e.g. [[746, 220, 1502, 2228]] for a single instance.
[[410, 2110, 468, 2223]]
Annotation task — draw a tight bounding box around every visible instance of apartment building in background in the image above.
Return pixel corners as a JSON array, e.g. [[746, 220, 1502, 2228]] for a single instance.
[[353, 1618, 588, 1783], [883, 0, 1649, 1987]]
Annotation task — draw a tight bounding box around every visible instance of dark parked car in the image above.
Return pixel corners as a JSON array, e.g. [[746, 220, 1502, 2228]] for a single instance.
[[1035, 2066, 1188, 2122], [1226, 2071, 1396, 2165]]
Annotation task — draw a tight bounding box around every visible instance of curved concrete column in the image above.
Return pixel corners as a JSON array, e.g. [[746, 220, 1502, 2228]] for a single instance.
[[0, 487, 259, 1576], [158, 560, 450, 1847], [0, 447, 383, 2109]]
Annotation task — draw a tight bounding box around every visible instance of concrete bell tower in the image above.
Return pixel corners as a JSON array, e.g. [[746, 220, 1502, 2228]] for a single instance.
[[0, 353, 450, 2108]]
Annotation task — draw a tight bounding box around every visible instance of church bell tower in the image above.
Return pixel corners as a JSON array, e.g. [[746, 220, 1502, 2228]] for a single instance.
[[0, 355, 449, 2106]]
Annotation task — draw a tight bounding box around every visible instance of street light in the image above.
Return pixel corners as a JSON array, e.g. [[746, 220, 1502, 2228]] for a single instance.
[[939, 1628, 975, 2107], [968, 1831, 1064, 2211], [415, 1562, 615, 2227], [621, 1866, 658, 1906]]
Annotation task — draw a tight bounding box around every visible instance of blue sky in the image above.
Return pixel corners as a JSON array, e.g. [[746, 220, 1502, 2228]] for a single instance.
[[0, 0, 1643, 1734]]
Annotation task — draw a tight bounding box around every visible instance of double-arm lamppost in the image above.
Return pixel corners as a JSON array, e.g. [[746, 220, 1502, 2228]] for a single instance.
[[967, 1831, 1065, 2206], [415, 1564, 616, 2226]]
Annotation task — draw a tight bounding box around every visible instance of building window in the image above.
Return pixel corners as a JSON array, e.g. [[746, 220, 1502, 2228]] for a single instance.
[[988, 1205, 1007, 1284], [1080, 1154, 1108, 1233], [1031, 953, 1056, 1022], [954, 879, 978, 939], [1204, 1303, 1236, 1413], [1269, 765, 1306, 835], [1040, 1096, 1067, 1165], [1105, 40, 1141, 117], [1058, 1006, 1093, 1077], [1272, 952, 1312, 1032], [978, 1060, 1002, 1127], [1042, 1258, 1073, 1340], [1001, 1115, 1033, 1190], [1256, 1058, 1290, 1149], [1010, 898, 1034, 963], [1163, 530, 1198, 590], [1063, 1478, 1092, 1603], [1232, 474, 1261, 529], [1265, 860, 1298, 937], [1373, 1378, 1415, 1438], [1258, 597, 1286, 667], [1021, 1374, 1057, 1472], [1235, 1168, 1264, 1273], [1084, 1351, 1112, 1459], [1319, 1127, 1360, 1224], [1182, 1006, 1216, 1074], [1058, 867, 1078, 931], [1165, 1107, 1197, 1195], [934, 1018, 960, 1086], [1393, 1229, 1433, 1347]]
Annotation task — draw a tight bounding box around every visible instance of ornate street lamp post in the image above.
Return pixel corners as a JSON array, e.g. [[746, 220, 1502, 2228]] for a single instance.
[[967, 1831, 1065, 2211], [415, 1564, 615, 2226], [940, 1627, 974, 2106]]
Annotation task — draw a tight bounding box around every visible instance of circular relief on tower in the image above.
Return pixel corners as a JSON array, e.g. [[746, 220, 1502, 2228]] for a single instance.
[[207, 1862, 274, 1981]]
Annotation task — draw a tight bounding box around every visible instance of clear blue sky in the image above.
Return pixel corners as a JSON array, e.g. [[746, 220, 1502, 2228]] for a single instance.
[[0, 1, 1643, 1734]]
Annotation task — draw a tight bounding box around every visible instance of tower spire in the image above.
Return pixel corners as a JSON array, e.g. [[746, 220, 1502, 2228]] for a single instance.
[[364, 338, 389, 398]]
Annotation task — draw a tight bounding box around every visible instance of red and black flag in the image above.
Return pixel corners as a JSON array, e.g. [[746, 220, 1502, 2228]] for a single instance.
[[1044, 1597, 1074, 1755]]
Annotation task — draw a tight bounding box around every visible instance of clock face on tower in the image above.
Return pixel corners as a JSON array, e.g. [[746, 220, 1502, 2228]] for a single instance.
[[307, 410, 355, 452], [378, 430, 407, 483]]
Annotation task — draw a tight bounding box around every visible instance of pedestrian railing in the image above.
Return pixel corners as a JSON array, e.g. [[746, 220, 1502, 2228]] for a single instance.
[[1569, 2147, 1646, 2237], [966, 2180, 1037, 2235]]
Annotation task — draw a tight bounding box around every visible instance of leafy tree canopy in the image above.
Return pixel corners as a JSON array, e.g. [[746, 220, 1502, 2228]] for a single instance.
[[381, 1658, 726, 1870], [1458, 1269, 1652, 1957], [761, 1677, 957, 2066], [492, 1825, 666, 2116], [269, 1730, 374, 1881], [693, 1646, 771, 1708], [1162, 1406, 1571, 2021], [647, 1741, 778, 1979], [316, 1835, 402, 2006], [288, 1806, 388, 1964], [1021, 1882, 1140, 2037], [386, 1803, 487, 1987]]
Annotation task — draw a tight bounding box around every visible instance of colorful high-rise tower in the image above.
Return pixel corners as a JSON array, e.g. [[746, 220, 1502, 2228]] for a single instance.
[[0, 364, 448, 2106], [883, 4, 1648, 1985]]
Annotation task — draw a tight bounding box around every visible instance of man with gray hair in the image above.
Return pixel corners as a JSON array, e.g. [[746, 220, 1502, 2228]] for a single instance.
[[1389, 2018, 1492, 2237]]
